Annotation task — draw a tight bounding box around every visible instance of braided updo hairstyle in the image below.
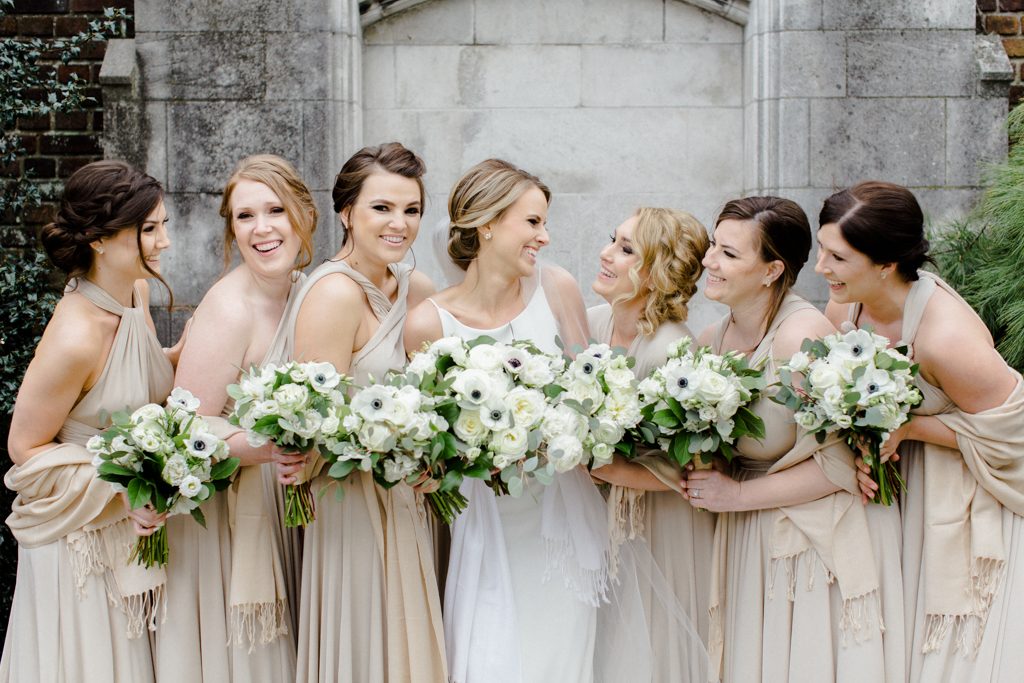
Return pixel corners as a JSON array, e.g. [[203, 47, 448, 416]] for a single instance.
[[40, 160, 168, 296]]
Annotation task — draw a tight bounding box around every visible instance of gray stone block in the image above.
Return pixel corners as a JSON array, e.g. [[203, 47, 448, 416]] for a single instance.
[[459, 46, 581, 108], [776, 0, 822, 30], [266, 32, 331, 101], [137, 33, 265, 101], [363, 0, 473, 45], [167, 102, 304, 193], [664, 1, 744, 43], [301, 101, 332, 191], [99, 39, 137, 87], [847, 30, 975, 98], [822, 0, 974, 30], [581, 44, 741, 108], [946, 98, 1007, 187], [394, 46, 463, 109], [777, 31, 845, 98], [809, 98, 946, 187], [977, 34, 1014, 82], [160, 192, 226, 309], [363, 46, 397, 110], [473, 0, 663, 45], [144, 102, 168, 186], [777, 98, 810, 187], [915, 188, 980, 226], [135, 0, 290, 33]]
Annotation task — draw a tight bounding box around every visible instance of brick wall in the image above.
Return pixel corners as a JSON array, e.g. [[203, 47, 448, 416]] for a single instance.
[[979, 0, 1024, 107], [1, 0, 133, 246]]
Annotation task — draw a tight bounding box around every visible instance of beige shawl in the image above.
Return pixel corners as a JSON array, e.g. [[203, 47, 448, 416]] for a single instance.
[[5, 278, 173, 638]]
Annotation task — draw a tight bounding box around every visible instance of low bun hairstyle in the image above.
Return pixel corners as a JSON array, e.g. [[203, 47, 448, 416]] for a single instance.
[[623, 207, 709, 335], [447, 159, 551, 271], [331, 142, 426, 249], [819, 181, 931, 281], [41, 160, 164, 279], [715, 196, 811, 328]]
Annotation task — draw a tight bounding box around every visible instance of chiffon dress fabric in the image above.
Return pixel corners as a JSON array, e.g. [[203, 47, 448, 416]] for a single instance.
[[847, 272, 1024, 683], [1, 279, 173, 683], [587, 303, 716, 678], [284, 260, 446, 683], [438, 270, 708, 683], [711, 294, 904, 683], [154, 278, 304, 682]]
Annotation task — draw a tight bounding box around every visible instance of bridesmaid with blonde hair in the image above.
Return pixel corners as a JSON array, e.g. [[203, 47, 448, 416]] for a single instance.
[[273, 142, 446, 683], [586, 207, 716, 678], [2, 161, 174, 681], [681, 196, 904, 682], [156, 154, 317, 680], [818, 181, 1024, 682]]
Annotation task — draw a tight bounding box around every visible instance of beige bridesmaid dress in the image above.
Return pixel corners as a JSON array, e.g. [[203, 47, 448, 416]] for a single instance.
[[154, 278, 305, 682], [1, 279, 173, 682], [284, 260, 446, 683], [849, 272, 1024, 682], [712, 294, 904, 683], [587, 303, 716, 678]]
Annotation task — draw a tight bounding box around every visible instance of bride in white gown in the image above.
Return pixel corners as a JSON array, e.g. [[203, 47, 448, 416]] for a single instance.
[[405, 159, 708, 683]]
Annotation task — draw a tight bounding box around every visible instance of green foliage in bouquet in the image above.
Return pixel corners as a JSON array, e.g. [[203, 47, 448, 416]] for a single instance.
[[931, 103, 1024, 373]]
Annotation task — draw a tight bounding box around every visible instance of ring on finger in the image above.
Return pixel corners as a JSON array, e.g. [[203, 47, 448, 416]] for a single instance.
[[692, 489, 701, 499]]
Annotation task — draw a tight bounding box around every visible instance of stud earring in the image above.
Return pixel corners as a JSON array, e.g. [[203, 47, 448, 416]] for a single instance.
[[881, 272, 887, 280], [483, 232, 492, 241], [95, 246, 105, 255]]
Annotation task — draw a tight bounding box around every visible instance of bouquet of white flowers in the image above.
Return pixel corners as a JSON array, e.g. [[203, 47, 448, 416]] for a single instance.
[[635, 338, 766, 468], [542, 342, 643, 472], [90, 388, 237, 568], [407, 335, 564, 498], [774, 328, 922, 505], [227, 361, 351, 527], [317, 377, 467, 524]]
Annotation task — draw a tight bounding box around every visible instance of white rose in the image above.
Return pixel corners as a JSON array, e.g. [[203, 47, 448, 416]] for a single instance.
[[321, 414, 341, 436], [166, 387, 201, 413], [287, 363, 310, 382], [278, 410, 322, 439], [162, 454, 189, 485], [519, 355, 555, 387], [358, 422, 397, 452], [592, 417, 624, 445], [603, 391, 642, 427], [454, 410, 488, 446], [392, 385, 424, 424], [541, 404, 588, 442], [308, 362, 342, 393], [795, 409, 824, 431], [178, 475, 204, 499], [490, 427, 530, 461], [546, 434, 584, 473], [86, 434, 105, 454], [273, 383, 310, 411], [715, 385, 742, 421], [133, 430, 163, 453], [565, 379, 605, 411], [807, 362, 842, 392], [342, 414, 361, 432], [466, 344, 505, 372], [407, 351, 438, 376], [130, 403, 165, 425], [696, 370, 732, 404], [506, 387, 547, 428], [787, 351, 810, 373], [637, 376, 661, 401], [431, 336, 466, 360], [591, 442, 615, 469]]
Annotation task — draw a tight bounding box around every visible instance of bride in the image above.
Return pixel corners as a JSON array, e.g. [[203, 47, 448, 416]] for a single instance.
[[405, 159, 708, 682]]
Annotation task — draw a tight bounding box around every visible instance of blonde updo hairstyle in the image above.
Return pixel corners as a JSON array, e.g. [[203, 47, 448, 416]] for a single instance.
[[447, 159, 551, 271], [219, 154, 319, 272], [616, 207, 710, 335]]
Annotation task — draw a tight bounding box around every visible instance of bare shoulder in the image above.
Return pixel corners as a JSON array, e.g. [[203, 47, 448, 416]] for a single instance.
[[407, 269, 437, 309], [35, 293, 110, 369], [695, 323, 716, 348], [822, 299, 849, 330], [914, 287, 1000, 372], [188, 273, 253, 339], [542, 263, 581, 290], [774, 307, 836, 359], [302, 270, 367, 311], [404, 296, 443, 352]]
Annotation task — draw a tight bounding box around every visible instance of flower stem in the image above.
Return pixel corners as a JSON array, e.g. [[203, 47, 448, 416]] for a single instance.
[[427, 489, 468, 525], [284, 482, 316, 527], [130, 524, 168, 568]]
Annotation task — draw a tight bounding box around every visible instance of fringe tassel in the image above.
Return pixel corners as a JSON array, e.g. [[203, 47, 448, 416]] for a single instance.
[[922, 557, 1007, 658], [607, 487, 645, 579], [229, 601, 289, 654], [122, 584, 165, 639], [65, 527, 108, 597], [543, 538, 611, 608]]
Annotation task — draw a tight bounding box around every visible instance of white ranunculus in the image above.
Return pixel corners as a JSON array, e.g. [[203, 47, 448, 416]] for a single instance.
[[451, 368, 502, 407], [133, 430, 163, 453], [130, 403, 165, 425], [358, 421, 397, 452], [288, 363, 310, 382], [162, 454, 189, 485], [466, 344, 505, 373], [807, 362, 842, 392], [351, 385, 396, 422], [565, 379, 605, 411], [167, 387, 201, 413], [662, 360, 700, 403], [637, 376, 662, 401], [279, 410, 322, 440], [519, 355, 555, 387], [273, 383, 310, 412], [593, 417, 624, 445], [541, 404, 588, 442], [506, 387, 547, 428], [454, 410, 488, 446], [321, 413, 341, 436], [382, 454, 419, 483], [86, 434, 105, 454], [308, 362, 341, 393], [465, 446, 482, 462], [591, 442, 615, 468], [186, 431, 219, 459], [603, 357, 634, 391], [603, 391, 642, 427], [179, 475, 204, 498], [822, 385, 844, 409], [546, 434, 585, 472], [787, 351, 811, 373], [490, 426, 530, 462], [407, 351, 438, 376], [432, 336, 466, 359]]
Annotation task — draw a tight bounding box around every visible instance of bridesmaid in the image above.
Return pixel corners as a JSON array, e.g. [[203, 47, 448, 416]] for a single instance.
[[817, 181, 1024, 682], [272, 142, 446, 683], [680, 196, 904, 682], [156, 155, 316, 680], [585, 208, 716, 672], [2, 161, 173, 681]]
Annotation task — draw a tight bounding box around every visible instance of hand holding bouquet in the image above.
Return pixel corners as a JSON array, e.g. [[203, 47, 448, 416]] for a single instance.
[[543, 342, 643, 472], [774, 328, 922, 505], [227, 361, 351, 527], [90, 388, 237, 568], [635, 338, 766, 469]]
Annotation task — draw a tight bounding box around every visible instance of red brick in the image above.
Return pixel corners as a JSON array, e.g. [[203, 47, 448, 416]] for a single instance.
[[17, 15, 54, 36], [1002, 0, 1024, 10], [55, 15, 91, 35], [56, 64, 91, 83], [19, 135, 39, 154], [987, 14, 1020, 35], [24, 204, 56, 225], [54, 111, 88, 130], [0, 160, 20, 179], [75, 40, 108, 60], [1010, 84, 1024, 107], [11, 0, 69, 12], [79, 86, 103, 107], [58, 156, 96, 178], [24, 157, 57, 178], [39, 133, 101, 155], [69, 0, 126, 10], [17, 113, 51, 131], [979, 0, 998, 10], [1004, 37, 1024, 57], [0, 16, 17, 35]]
